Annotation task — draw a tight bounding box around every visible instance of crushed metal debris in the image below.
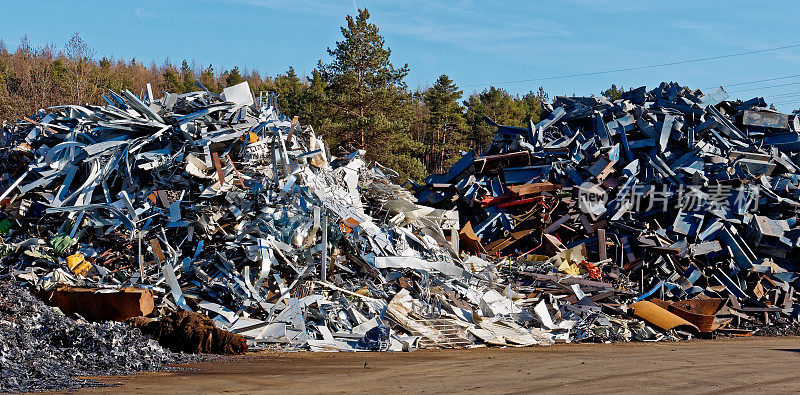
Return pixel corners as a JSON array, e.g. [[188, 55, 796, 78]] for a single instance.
[[1, 80, 800, 383], [0, 282, 188, 393]]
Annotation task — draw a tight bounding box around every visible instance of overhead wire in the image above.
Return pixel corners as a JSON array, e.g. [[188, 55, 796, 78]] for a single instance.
[[702, 73, 800, 90], [767, 90, 800, 98], [727, 80, 800, 94], [764, 91, 800, 100], [770, 98, 797, 103], [461, 43, 800, 88], [769, 98, 800, 105]]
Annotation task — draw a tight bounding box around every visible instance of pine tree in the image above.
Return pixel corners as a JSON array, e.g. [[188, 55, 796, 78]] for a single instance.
[[464, 87, 525, 153], [423, 74, 467, 173], [301, 69, 330, 126], [180, 60, 195, 93], [162, 67, 180, 93], [274, 67, 304, 116], [225, 66, 243, 86], [318, 8, 424, 180], [521, 87, 548, 125], [601, 84, 624, 100]]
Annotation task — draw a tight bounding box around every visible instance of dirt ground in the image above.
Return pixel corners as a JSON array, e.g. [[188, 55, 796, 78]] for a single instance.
[[77, 336, 800, 394]]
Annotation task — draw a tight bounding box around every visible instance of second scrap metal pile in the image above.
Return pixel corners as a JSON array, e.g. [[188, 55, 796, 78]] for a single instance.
[[416, 82, 800, 338], [0, 81, 798, 354]]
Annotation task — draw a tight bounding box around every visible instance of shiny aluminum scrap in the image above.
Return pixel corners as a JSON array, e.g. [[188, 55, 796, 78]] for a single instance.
[[0, 81, 621, 353]]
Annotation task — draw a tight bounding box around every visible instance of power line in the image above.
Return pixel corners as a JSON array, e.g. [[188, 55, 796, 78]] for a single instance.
[[768, 99, 800, 106], [727, 80, 800, 94], [703, 73, 800, 90], [771, 104, 800, 110], [771, 96, 799, 101], [461, 43, 800, 88], [766, 91, 800, 99], [770, 98, 800, 105]]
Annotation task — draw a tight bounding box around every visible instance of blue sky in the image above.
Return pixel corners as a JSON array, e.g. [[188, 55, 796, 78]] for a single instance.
[[3, 0, 800, 111]]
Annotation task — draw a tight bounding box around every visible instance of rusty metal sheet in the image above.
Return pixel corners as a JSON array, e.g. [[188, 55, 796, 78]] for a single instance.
[[667, 298, 725, 332], [41, 286, 155, 322], [630, 300, 699, 334]]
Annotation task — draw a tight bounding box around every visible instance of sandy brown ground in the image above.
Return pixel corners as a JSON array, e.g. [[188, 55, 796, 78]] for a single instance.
[[76, 336, 800, 394]]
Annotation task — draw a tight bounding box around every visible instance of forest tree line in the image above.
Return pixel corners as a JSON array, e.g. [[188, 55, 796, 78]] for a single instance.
[[0, 9, 555, 181]]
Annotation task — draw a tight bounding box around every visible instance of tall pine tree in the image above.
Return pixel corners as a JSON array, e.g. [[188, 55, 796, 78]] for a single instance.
[[180, 60, 195, 93], [423, 74, 467, 173], [274, 67, 304, 117], [318, 9, 424, 180]]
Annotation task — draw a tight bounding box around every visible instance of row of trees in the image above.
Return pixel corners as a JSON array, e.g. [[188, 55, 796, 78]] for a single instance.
[[0, 9, 551, 181]]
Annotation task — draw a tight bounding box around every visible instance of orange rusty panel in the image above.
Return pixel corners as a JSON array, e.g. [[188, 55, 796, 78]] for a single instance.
[[667, 298, 725, 332], [41, 287, 155, 322], [485, 228, 536, 254], [630, 300, 699, 334], [459, 221, 485, 254], [339, 217, 360, 233], [150, 238, 166, 262]]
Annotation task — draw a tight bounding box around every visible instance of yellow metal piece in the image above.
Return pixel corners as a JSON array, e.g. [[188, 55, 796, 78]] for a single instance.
[[247, 131, 259, 144], [525, 254, 549, 262], [240, 131, 259, 144], [557, 260, 581, 276], [66, 254, 91, 276]]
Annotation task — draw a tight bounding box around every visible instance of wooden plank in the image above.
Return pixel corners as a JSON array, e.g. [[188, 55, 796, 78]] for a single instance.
[[149, 238, 166, 262], [212, 152, 225, 185], [597, 228, 607, 261]]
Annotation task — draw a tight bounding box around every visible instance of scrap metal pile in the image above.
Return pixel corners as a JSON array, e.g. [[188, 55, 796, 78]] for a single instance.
[[0, 81, 799, 358], [415, 82, 800, 338]]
